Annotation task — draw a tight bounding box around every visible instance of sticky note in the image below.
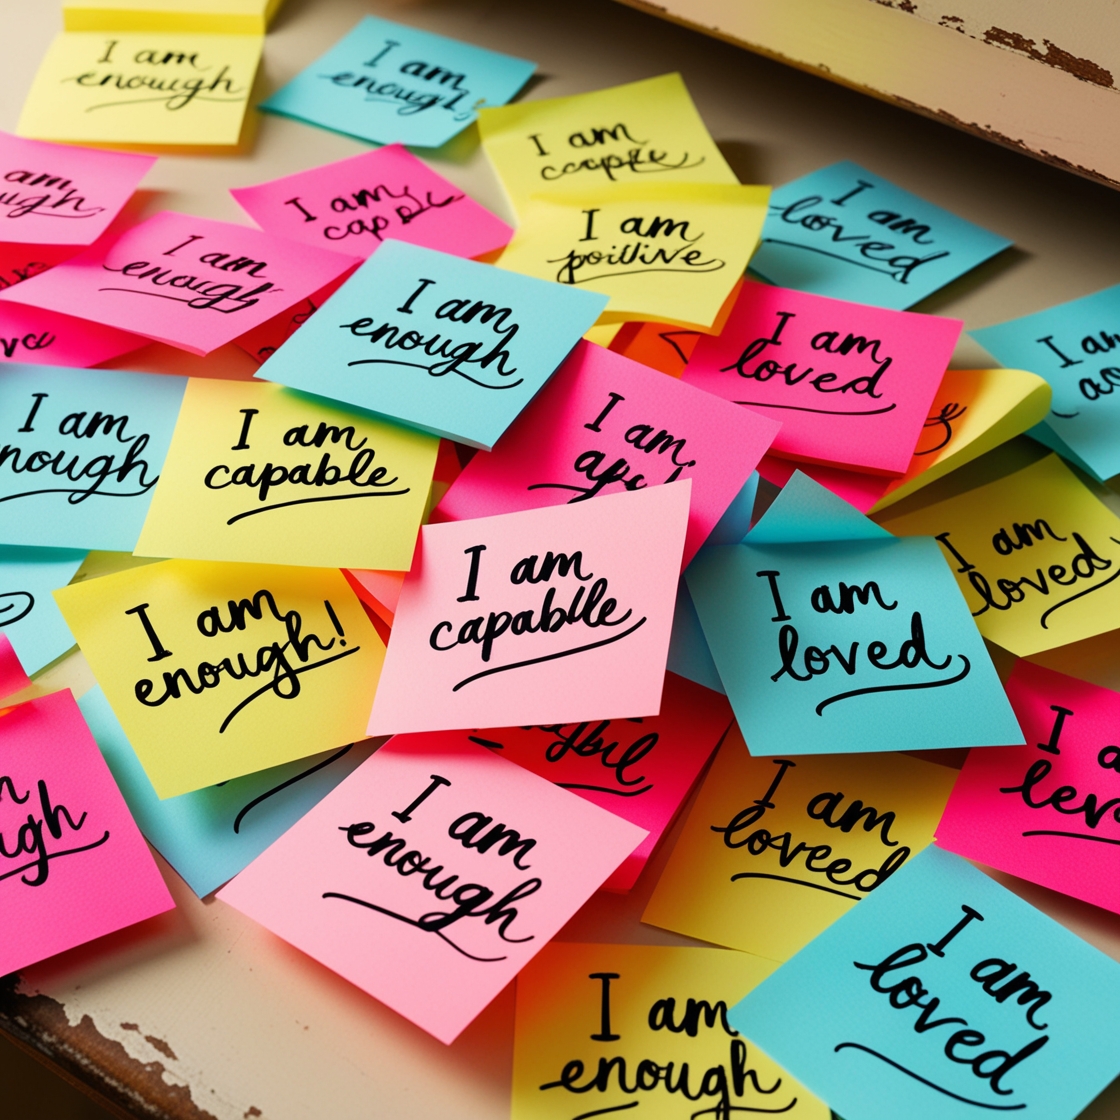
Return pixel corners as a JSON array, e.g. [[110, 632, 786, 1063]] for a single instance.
[[135, 379, 439, 570], [0, 243, 76, 294], [0, 211, 354, 357], [429, 671, 732, 891], [369, 482, 690, 735], [0, 634, 31, 700], [687, 473, 1022, 755], [758, 453, 892, 513], [644, 725, 956, 960], [435, 340, 779, 567], [17, 32, 262, 148], [0, 364, 186, 552], [63, 0, 282, 35], [513, 942, 829, 1120], [261, 16, 534, 149], [218, 734, 646, 1043], [0, 131, 153, 246], [751, 161, 1012, 310], [613, 318, 704, 377], [880, 454, 1120, 656], [257, 240, 608, 450], [667, 578, 724, 694], [0, 302, 143, 368], [232, 273, 351, 365], [497, 185, 769, 331], [79, 685, 374, 898], [684, 281, 962, 474], [0, 546, 85, 673], [730, 845, 1120, 1120], [970, 285, 1120, 482], [54, 559, 384, 798], [478, 74, 738, 217], [937, 660, 1120, 915], [231, 145, 512, 263], [0, 689, 174, 976]]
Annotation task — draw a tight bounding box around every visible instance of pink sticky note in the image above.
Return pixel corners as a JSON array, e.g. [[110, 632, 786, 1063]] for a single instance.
[[369, 482, 691, 735], [0, 690, 174, 975], [683, 280, 961, 474], [0, 211, 355, 356], [218, 734, 645, 1043], [231, 145, 512, 263], [936, 660, 1120, 914], [0, 634, 31, 700], [233, 271, 354, 364], [0, 300, 143, 367], [757, 452, 890, 513], [0, 132, 154, 247], [459, 671, 732, 891], [435, 341, 778, 567]]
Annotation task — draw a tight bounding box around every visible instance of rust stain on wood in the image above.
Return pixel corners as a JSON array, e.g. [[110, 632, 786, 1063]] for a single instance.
[[983, 26, 1114, 88], [0, 975, 218, 1120], [120, 1021, 180, 1061]]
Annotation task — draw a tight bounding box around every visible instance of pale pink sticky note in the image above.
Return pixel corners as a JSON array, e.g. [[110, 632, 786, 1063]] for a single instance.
[[757, 452, 890, 513], [435, 341, 778, 566], [0, 633, 31, 700], [0, 300, 143, 366], [369, 481, 691, 735], [683, 280, 962, 474], [231, 145, 512, 262], [0, 131, 154, 246], [217, 734, 645, 1043], [464, 671, 732, 890], [936, 660, 1120, 914], [0, 690, 174, 975], [0, 211, 354, 356]]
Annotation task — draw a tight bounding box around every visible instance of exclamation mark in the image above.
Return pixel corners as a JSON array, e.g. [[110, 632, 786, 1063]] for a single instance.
[[325, 600, 346, 646]]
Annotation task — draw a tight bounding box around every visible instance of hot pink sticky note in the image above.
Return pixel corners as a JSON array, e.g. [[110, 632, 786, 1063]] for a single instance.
[[683, 280, 961, 475], [457, 671, 732, 891], [0, 132, 154, 247], [369, 482, 691, 736], [435, 341, 779, 567], [757, 452, 890, 513], [0, 301, 143, 367], [217, 734, 645, 1043], [0, 634, 31, 700], [0, 211, 355, 356], [231, 145, 512, 263], [0, 690, 175, 974], [936, 660, 1120, 914], [233, 271, 354, 364]]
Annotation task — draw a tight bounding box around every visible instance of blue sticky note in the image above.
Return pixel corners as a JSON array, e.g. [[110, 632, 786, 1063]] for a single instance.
[[730, 846, 1120, 1120], [260, 15, 535, 149], [0, 545, 85, 673], [259, 240, 608, 449], [751, 161, 1011, 309], [686, 473, 1021, 754], [971, 285, 1120, 482], [0, 365, 186, 551], [79, 686, 376, 898]]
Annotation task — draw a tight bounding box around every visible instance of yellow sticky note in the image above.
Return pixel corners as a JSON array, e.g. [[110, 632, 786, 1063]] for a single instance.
[[880, 453, 1120, 656], [477, 73, 738, 217], [513, 942, 829, 1120], [872, 367, 1051, 512], [136, 379, 439, 570], [498, 185, 768, 331], [583, 321, 622, 347], [63, 0, 282, 34], [54, 560, 383, 798], [642, 726, 955, 962], [17, 32, 262, 147]]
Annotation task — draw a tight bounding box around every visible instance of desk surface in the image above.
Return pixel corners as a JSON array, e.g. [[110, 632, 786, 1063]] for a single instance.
[[4, 2, 1120, 1118]]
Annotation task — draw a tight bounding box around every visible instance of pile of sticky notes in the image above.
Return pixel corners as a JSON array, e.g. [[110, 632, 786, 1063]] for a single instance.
[[8, 8, 1120, 1120]]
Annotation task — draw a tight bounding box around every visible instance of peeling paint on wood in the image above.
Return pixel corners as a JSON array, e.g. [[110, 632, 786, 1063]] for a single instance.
[[983, 26, 1114, 88]]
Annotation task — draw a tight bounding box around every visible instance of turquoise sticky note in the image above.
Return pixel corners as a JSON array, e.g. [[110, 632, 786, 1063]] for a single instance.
[[751, 161, 1011, 309], [971, 285, 1120, 482], [686, 473, 1021, 754], [0, 365, 186, 551], [730, 846, 1120, 1120], [0, 545, 85, 673], [260, 15, 535, 149], [258, 240, 608, 449], [79, 686, 375, 898]]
